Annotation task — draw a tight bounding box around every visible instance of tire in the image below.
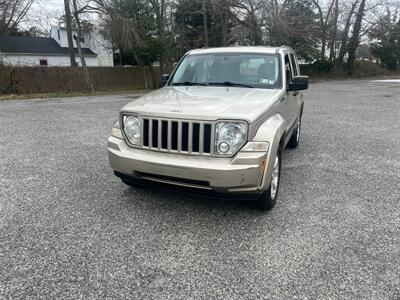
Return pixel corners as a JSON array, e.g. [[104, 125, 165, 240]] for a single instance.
[[287, 116, 301, 149], [121, 178, 138, 187], [114, 171, 141, 188], [253, 150, 282, 211]]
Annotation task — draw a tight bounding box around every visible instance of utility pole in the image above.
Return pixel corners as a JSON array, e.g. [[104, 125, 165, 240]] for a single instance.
[[64, 0, 77, 67]]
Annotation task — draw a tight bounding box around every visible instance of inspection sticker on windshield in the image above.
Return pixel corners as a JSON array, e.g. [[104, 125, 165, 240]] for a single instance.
[[260, 78, 273, 84]]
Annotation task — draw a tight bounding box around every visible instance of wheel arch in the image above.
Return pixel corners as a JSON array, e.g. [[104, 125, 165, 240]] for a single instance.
[[251, 113, 286, 192]]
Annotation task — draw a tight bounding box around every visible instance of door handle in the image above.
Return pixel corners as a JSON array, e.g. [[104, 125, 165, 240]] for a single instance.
[[293, 91, 299, 96], [280, 97, 286, 103]]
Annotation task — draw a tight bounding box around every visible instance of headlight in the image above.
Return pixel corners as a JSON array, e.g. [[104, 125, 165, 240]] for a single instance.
[[215, 121, 247, 155], [111, 120, 123, 139], [122, 114, 141, 145]]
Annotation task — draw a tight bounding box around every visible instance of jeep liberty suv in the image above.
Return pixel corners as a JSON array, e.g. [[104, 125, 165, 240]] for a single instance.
[[108, 46, 309, 210]]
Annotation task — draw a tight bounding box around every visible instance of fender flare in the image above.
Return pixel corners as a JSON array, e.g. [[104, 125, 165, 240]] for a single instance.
[[252, 113, 286, 191]]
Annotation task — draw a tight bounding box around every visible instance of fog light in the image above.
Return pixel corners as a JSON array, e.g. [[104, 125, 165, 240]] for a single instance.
[[218, 142, 230, 153]]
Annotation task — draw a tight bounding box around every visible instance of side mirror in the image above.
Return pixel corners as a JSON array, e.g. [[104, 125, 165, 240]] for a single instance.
[[288, 76, 309, 91], [160, 74, 170, 87]]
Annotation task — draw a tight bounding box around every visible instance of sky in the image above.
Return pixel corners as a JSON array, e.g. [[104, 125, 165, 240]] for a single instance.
[[23, 0, 400, 34], [44, 0, 64, 10], [23, 0, 73, 32]]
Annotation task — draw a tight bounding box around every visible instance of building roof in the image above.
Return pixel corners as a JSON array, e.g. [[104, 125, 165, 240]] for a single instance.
[[0, 36, 97, 56]]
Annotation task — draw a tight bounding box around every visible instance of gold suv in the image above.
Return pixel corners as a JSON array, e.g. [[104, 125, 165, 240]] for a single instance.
[[108, 46, 308, 210]]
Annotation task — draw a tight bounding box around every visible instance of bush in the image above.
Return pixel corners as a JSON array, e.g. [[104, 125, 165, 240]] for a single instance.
[[300, 60, 394, 79], [313, 60, 335, 73], [352, 61, 388, 77], [0, 65, 22, 94]]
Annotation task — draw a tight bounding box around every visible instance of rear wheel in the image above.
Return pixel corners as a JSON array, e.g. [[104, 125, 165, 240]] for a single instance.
[[287, 117, 301, 149], [253, 151, 281, 211]]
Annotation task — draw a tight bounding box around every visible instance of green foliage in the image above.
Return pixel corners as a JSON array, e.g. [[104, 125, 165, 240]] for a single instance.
[[174, 0, 234, 52], [369, 11, 400, 70], [311, 60, 334, 73], [175, 0, 205, 50], [137, 37, 166, 64], [104, 0, 166, 65], [278, 0, 320, 61]]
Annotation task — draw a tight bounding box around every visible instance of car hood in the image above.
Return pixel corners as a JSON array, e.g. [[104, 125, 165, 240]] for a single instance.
[[121, 86, 282, 123]]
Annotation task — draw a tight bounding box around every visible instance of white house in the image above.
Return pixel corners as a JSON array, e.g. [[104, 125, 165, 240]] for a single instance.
[[0, 26, 113, 67]]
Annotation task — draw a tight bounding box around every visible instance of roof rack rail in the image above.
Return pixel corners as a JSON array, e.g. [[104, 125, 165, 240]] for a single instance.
[[275, 45, 293, 53]]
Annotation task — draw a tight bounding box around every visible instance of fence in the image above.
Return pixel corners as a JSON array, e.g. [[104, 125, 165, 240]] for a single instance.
[[0, 62, 394, 95], [0, 65, 165, 94]]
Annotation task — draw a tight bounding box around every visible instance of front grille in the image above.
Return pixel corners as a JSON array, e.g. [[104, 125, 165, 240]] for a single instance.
[[141, 117, 214, 155]]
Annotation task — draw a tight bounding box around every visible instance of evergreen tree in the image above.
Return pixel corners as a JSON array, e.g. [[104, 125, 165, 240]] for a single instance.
[[370, 10, 400, 70], [278, 0, 320, 61]]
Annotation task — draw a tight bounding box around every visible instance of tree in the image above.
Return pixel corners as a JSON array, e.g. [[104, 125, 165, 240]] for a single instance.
[[231, 0, 263, 45], [328, 0, 339, 61], [278, 0, 320, 61], [210, 0, 236, 46], [0, 0, 34, 35], [369, 9, 400, 70], [174, 0, 235, 54], [3, 25, 45, 36], [347, 0, 366, 75], [336, 0, 359, 64], [72, 0, 94, 91], [149, 0, 169, 72], [311, 0, 335, 60], [96, 0, 168, 88]]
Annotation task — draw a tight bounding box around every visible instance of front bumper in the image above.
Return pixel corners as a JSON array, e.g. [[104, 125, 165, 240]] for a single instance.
[[108, 136, 269, 194]]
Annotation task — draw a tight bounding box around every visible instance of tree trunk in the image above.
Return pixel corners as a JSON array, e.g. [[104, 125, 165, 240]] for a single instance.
[[142, 68, 149, 90], [134, 53, 148, 89], [202, 0, 209, 47], [321, 39, 326, 60], [72, 0, 94, 92], [148, 63, 157, 89], [329, 0, 339, 61], [312, 0, 335, 61], [337, 0, 359, 64], [63, 0, 77, 67], [347, 0, 366, 75]]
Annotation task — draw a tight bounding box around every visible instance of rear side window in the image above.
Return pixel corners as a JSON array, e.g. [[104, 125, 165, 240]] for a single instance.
[[289, 54, 298, 76]]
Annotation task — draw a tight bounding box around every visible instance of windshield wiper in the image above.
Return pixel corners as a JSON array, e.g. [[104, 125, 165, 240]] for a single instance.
[[172, 81, 208, 86], [208, 82, 254, 88]]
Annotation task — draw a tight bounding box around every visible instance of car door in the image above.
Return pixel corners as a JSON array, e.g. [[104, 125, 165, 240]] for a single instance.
[[284, 54, 297, 132], [289, 53, 302, 121]]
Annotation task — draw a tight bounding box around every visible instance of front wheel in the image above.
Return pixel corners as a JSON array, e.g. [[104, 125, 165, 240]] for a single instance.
[[253, 151, 281, 210]]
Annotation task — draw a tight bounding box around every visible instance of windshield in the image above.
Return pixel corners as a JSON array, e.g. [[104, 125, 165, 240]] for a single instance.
[[170, 53, 282, 89]]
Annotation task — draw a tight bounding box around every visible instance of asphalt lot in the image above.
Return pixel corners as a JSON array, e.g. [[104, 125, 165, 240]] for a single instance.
[[1, 80, 399, 299]]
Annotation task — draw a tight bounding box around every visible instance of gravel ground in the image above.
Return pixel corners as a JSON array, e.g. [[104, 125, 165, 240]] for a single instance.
[[1, 80, 399, 299]]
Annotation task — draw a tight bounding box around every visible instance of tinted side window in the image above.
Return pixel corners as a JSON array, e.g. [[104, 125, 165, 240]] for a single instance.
[[284, 55, 293, 85], [289, 54, 298, 76]]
